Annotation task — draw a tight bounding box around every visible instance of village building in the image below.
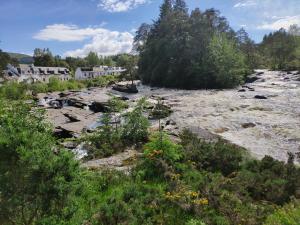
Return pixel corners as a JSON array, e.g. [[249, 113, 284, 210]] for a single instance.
[[75, 66, 125, 80], [3, 64, 71, 83]]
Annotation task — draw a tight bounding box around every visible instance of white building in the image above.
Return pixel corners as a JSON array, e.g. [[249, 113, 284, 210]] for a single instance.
[[3, 64, 71, 83], [75, 66, 125, 80]]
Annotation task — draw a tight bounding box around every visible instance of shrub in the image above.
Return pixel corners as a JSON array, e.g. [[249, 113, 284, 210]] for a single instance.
[[265, 200, 300, 225], [136, 133, 183, 181], [81, 113, 125, 159], [121, 98, 150, 144], [232, 156, 300, 205], [180, 130, 243, 176], [0, 100, 81, 224], [0, 82, 28, 100]]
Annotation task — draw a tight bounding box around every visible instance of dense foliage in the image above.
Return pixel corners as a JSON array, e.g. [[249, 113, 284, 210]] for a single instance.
[[0, 100, 300, 225], [135, 0, 251, 89], [81, 98, 149, 159], [260, 26, 300, 70], [0, 50, 19, 75], [0, 75, 117, 100]]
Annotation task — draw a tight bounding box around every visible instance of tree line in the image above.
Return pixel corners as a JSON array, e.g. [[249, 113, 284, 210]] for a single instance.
[[33, 48, 138, 73], [135, 0, 300, 89]]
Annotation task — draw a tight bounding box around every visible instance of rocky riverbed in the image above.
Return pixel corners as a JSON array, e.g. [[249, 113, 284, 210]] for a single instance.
[[38, 70, 300, 162]]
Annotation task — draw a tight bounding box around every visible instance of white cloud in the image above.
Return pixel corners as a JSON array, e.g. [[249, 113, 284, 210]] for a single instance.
[[34, 24, 108, 42], [63, 29, 133, 57], [34, 24, 134, 57], [234, 0, 257, 8], [98, 0, 149, 12], [257, 15, 300, 30]]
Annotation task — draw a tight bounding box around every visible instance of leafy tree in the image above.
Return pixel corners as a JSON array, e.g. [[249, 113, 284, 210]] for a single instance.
[[0, 100, 80, 225], [0, 50, 19, 75], [208, 34, 246, 88], [260, 28, 298, 70], [137, 0, 250, 89], [86, 52, 100, 66], [236, 28, 259, 70], [33, 48, 55, 67], [121, 98, 150, 144]]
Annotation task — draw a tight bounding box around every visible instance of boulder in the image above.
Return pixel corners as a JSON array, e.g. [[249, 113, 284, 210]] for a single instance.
[[49, 100, 62, 109], [54, 127, 75, 139], [63, 113, 81, 122], [89, 101, 110, 113], [242, 123, 256, 128], [166, 119, 177, 126], [245, 75, 259, 83], [61, 141, 77, 149], [254, 95, 268, 99], [256, 72, 264, 76], [238, 89, 246, 92], [67, 98, 88, 109], [59, 92, 71, 98], [112, 84, 138, 94]]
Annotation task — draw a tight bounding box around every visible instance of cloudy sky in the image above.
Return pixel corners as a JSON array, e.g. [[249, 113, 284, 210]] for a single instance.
[[0, 0, 299, 57]]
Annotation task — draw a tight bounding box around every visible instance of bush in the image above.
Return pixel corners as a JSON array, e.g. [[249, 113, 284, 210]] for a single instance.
[[81, 113, 125, 159], [180, 130, 243, 176], [136, 133, 183, 181], [0, 82, 28, 100], [31, 81, 48, 94], [121, 98, 150, 144], [265, 200, 300, 225], [232, 156, 300, 205], [0, 100, 81, 224]]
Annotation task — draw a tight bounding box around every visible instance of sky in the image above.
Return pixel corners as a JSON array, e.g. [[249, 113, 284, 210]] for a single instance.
[[0, 0, 299, 58]]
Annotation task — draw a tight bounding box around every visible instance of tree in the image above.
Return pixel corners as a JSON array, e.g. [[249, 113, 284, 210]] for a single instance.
[[208, 34, 246, 88], [137, 0, 250, 89], [122, 55, 138, 84], [0, 50, 19, 76], [86, 52, 100, 66], [33, 48, 54, 67], [260, 28, 298, 70], [236, 28, 258, 70], [0, 100, 80, 224]]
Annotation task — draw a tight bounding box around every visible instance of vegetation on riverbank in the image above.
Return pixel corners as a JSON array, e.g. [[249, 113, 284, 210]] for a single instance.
[[0, 75, 117, 100], [1, 99, 299, 225]]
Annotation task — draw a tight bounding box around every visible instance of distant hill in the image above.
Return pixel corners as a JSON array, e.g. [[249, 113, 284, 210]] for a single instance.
[[7, 52, 34, 64]]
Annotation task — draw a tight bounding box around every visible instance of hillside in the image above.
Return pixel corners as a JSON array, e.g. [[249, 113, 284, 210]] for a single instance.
[[7, 52, 34, 64]]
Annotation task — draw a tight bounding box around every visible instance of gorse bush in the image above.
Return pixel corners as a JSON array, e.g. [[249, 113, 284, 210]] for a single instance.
[[137, 132, 183, 180], [180, 130, 243, 176]]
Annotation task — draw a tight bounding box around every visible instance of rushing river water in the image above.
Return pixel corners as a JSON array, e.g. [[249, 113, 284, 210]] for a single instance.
[[128, 70, 300, 161], [41, 70, 300, 162]]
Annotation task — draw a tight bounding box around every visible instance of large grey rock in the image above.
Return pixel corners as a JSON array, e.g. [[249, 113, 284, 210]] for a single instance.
[[112, 84, 138, 93]]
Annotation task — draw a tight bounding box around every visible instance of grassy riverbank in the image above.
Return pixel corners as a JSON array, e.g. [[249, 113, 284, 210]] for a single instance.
[[0, 75, 118, 100]]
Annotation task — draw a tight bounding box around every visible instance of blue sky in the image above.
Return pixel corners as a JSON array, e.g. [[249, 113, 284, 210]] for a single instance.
[[0, 0, 299, 57]]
